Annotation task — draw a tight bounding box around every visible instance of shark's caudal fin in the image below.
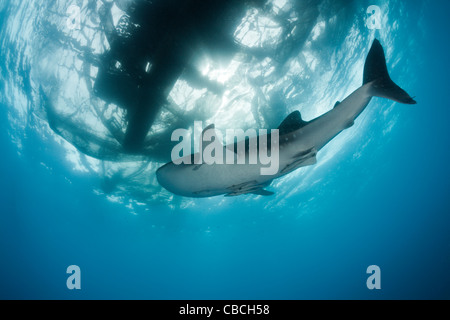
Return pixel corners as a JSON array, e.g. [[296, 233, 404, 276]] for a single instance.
[[363, 39, 416, 104]]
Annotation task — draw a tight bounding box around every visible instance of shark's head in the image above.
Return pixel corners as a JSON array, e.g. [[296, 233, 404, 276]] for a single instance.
[[156, 161, 214, 197], [156, 161, 184, 196]]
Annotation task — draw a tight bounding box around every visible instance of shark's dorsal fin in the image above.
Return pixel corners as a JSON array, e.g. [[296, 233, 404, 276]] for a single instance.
[[334, 101, 341, 108], [278, 111, 308, 135], [201, 123, 215, 138]]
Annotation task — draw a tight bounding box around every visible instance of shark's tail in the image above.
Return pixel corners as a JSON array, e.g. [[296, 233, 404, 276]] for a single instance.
[[363, 39, 416, 104]]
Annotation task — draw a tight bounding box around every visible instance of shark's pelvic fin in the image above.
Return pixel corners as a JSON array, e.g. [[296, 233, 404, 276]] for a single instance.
[[280, 150, 317, 174], [333, 101, 341, 108], [278, 111, 308, 135], [364, 39, 416, 105]]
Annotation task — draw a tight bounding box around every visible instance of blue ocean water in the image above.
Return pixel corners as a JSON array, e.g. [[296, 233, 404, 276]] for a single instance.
[[0, 0, 449, 300]]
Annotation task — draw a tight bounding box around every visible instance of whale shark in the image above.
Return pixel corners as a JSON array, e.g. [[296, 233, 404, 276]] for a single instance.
[[156, 39, 416, 197]]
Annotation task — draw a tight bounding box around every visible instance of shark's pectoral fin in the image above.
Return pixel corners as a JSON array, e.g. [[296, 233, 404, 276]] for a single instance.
[[251, 189, 275, 196], [299, 155, 317, 167], [226, 188, 274, 197], [281, 148, 317, 174], [225, 180, 273, 197]]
